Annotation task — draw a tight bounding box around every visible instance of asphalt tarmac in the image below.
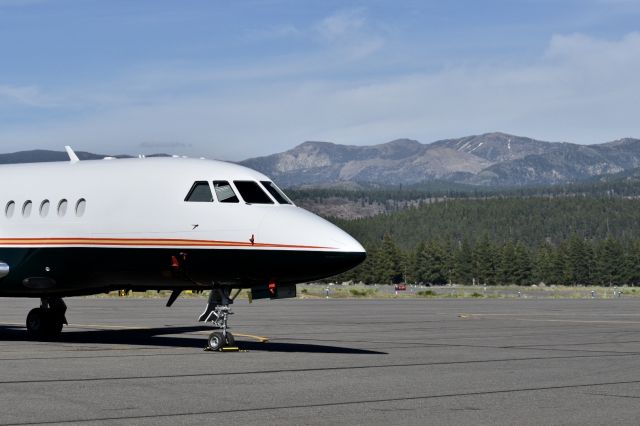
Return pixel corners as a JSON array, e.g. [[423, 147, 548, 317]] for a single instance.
[[1, 297, 640, 425]]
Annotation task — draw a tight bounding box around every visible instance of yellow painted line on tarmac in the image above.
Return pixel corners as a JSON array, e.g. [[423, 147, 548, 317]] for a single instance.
[[190, 329, 269, 342], [233, 333, 270, 343], [193, 330, 269, 342]]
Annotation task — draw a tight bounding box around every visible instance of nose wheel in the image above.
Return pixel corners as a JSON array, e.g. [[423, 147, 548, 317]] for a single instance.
[[199, 287, 238, 351], [207, 330, 235, 351], [26, 298, 68, 339]]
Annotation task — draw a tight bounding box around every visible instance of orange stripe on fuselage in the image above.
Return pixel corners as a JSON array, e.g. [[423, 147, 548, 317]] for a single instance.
[[0, 237, 335, 250]]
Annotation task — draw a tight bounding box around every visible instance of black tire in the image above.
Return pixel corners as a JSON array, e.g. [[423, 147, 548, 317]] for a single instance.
[[224, 332, 235, 347], [26, 308, 46, 338], [26, 308, 63, 339], [208, 332, 224, 351]]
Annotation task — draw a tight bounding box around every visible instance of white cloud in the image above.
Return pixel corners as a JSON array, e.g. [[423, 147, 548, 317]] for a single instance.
[[319, 8, 384, 60], [0, 84, 51, 107], [2, 31, 640, 159], [315, 9, 367, 42]]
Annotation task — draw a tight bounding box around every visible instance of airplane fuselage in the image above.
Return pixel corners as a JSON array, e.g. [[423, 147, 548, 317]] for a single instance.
[[0, 157, 366, 298]]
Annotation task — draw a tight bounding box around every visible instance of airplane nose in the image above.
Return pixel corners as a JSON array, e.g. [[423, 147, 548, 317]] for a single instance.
[[260, 207, 366, 253], [258, 207, 367, 280], [322, 251, 367, 275]]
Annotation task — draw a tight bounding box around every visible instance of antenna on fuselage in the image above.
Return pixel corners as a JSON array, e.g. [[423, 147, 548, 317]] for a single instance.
[[65, 146, 80, 163]]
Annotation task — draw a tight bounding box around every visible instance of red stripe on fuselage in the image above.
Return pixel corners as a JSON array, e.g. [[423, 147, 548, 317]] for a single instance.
[[0, 237, 335, 250]]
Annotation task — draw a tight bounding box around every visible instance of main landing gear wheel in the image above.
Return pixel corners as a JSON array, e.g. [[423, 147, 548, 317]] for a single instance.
[[26, 298, 68, 340]]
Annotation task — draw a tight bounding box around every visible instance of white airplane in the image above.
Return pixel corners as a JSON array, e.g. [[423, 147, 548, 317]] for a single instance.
[[0, 147, 366, 350]]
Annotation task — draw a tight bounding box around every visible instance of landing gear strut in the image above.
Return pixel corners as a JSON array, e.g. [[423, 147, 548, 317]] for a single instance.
[[199, 287, 236, 351], [26, 298, 68, 339]]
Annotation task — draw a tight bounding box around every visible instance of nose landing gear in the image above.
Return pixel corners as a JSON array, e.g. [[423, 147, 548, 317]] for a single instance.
[[199, 287, 238, 351], [26, 298, 68, 339]]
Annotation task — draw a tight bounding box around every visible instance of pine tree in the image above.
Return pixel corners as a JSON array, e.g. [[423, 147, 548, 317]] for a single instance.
[[452, 240, 474, 285], [595, 237, 625, 286], [360, 244, 379, 284], [409, 241, 426, 283], [378, 234, 404, 284], [473, 234, 496, 285], [497, 242, 517, 285], [533, 243, 555, 285], [418, 240, 449, 285], [564, 235, 592, 285], [625, 240, 640, 286], [512, 243, 532, 285]]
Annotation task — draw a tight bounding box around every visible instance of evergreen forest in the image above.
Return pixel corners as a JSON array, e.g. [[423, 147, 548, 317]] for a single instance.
[[333, 234, 640, 287], [303, 192, 640, 286]]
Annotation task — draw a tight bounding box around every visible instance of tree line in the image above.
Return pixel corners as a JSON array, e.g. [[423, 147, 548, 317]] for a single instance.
[[333, 197, 640, 250], [332, 234, 640, 287], [287, 172, 640, 206]]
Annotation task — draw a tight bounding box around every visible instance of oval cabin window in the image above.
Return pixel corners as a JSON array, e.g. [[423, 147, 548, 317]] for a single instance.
[[75, 199, 86, 217], [58, 199, 68, 217], [5, 201, 15, 218], [40, 200, 50, 217], [22, 201, 33, 218]]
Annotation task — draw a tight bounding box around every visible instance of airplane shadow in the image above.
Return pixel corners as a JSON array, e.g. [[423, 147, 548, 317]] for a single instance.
[[0, 325, 386, 355]]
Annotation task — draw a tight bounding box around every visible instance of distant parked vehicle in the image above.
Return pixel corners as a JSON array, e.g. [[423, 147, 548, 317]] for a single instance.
[[395, 284, 407, 291]]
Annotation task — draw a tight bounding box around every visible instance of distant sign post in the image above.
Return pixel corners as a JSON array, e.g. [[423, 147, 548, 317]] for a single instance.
[[395, 284, 407, 296]]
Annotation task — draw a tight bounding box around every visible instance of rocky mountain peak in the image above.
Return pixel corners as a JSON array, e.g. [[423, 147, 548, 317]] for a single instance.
[[601, 138, 640, 147], [430, 132, 558, 163], [296, 141, 338, 150], [382, 138, 422, 147]]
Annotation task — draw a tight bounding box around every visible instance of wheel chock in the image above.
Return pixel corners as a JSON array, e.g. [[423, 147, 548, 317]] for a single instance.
[[204, 346, 242, 352]]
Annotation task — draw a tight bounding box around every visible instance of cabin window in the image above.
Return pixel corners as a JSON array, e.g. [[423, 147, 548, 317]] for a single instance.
[[22, 201, 33, 218], [58, 199, 68, 217], [5, 201, 15, 218], [76, 199, 87, 217], [40, 200, 50, 217], [185, 181, 213, 202], [261, 181, 292, 204], [213, 181, 239, 203], [234, 181, 274, 204]]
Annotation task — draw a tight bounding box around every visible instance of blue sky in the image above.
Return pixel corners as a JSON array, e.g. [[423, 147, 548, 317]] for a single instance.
[[1, 0, 640, 159]]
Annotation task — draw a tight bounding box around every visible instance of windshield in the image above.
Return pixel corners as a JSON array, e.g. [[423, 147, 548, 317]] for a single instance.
[[213, 181, 239, 203], [233, 181, 274, 204], [260, 181, 292, 204]]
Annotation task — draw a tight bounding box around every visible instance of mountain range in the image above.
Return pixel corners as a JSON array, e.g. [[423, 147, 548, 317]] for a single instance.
[[240, 132, 640, 187], [3, 132, 640, 187]]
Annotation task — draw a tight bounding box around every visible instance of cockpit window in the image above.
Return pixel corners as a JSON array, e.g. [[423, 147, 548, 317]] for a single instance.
[[260, 181, 292, 204], [185, 181, 213, 202], [213, 181, 239, 203], [233, 181, 274, 204]]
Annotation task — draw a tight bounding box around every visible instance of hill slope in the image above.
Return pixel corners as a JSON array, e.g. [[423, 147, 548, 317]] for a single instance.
[[241, 133, 640, 187]]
